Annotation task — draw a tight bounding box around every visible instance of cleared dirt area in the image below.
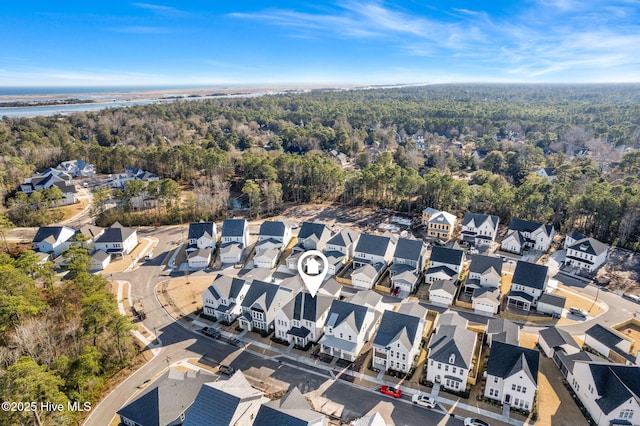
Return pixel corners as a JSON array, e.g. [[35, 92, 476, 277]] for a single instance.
[[159, 276, 212, 316]]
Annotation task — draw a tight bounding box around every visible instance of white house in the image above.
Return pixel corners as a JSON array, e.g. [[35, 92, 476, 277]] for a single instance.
[[538, 327, 581, 359], [426, 312, 478, 392], [536, 293, 566, 317], [56, 159, 95, 177], [325, 228, 360, 259], [257, 220, 293, 252], [274, 291, 334, 348], [506, 261, 548, 311], [32, 225, 76, 256], [565, 237, 609, 272], [501, 218, 555, 254], [568, 362, 640, 426], [351, 263, 384, 290], [238, 280, 296, 332], [293, 222, 332, 252], [19, 173, 67, 194], [460, 213, 500, 247], [472, 287, 502, 316], [202, 275, 250, 323], [94, 222, 138, 256], [535, 167, 557, 181], [484, 341, 539, 412], [220, 242, 243, 264], [584, 324, 635, 364], [564, 230, 588, 250], [319, 299, 379, 362], [187, 221, 217, 253], [221, 219, 249, 247], [254, 387, 328, 426], [372, 304, 427, 373], [425, 246, 464, 284], [391, 270, 420, 294], [463, 254, 502, 293], [429, 278, 458, 307], [108, 167, 159, 188], [389, 237, 427, 276], [90, 250, 111, 271], [253, 248, 280, 269], [188, 248, 212, 270], [353, 233, 396, 269]]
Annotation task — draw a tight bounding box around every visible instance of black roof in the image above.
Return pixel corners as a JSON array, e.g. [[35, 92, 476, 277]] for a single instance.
[[567, 230, 588, 241], [586, 324, 624, 348], [539, 327, 580, 350], [461, 213, 499, 229], [222, 219, 247, 237], [373, 310, 422, 348], [429, 246, 464, 266], [512, 261, 548, 290], [393, 238, 425, 262], [508, 217, 545, 233], [468, 254, 502, 275], [325, 300, 368, 331], [355, 233, 393, 257], [241, 280, 281, 311], [538, 293, 566, 308], [297, 222, 329, 240], [259, 221, 286, 237], [589, 363, 640, 415], [95, 222, 135, 244], [568, 237, 609, 256], [486, 341, 539, 384], [188, 222, 216, 241], [33, 226, 71, 243]]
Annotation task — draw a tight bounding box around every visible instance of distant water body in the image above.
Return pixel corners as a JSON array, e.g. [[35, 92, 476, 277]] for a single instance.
[[0, 85, 226, 97]]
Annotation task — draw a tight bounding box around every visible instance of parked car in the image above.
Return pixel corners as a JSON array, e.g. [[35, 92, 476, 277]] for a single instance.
[[145, 252, 153, 260], [218, 364, 235, 375], [464, 418, 490, 426], [229, 338, 243, 347], [392, 286, 400, 297], [201, 327, 221, 338], [569, 306, 587, 318], [411, 393, 436, 408], [379, 385, 402, 398]]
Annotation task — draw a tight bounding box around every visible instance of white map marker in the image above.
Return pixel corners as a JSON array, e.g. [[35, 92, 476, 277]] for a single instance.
[[297, 250, 328, 298]]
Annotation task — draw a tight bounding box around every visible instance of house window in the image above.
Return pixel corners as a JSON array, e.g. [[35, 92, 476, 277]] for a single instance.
[[512, 384, 516, 391], [452, 367, 457, 374], [620, 409, 633, 419], [449, 354, 455, 364], [445, 365, 449, 372], [430, 360, 434, 366], [516, 385, 521, 392], [522, 387, 527, 393], [340, 333, 343, 339], [438, 363, 442, 370], [402, 353, 406, 360], [494, 377, 499, 383]]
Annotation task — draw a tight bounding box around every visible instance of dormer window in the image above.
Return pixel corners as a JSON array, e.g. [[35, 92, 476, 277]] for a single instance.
[[449, 354, 455, 364]]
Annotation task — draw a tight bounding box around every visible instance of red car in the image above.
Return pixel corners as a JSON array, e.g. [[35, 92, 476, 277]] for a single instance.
[[379, 385, 402, 398]]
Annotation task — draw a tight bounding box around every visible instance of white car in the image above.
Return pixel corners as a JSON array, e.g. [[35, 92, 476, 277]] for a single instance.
[[411, 393, 436, 408], [464, 418, 490, 426]]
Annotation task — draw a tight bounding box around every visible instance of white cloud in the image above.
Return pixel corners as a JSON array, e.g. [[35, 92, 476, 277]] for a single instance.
[[132, 3, 189, 18]]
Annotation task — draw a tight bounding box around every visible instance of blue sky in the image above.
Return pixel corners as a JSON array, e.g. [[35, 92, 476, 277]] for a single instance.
[[1, 1, 639, 87]]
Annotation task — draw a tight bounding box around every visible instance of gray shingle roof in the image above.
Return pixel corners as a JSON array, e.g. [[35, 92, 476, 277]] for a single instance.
[[327, 228, 360, 247], [33, 226, 73, 243], [430, 278, 457, 295], [586, 324, 625, 349], [259, 221, 286, 237], [241, 280, 290, 312], [356, 233, 393, 257], [568, 237, 609, 256], [539, 327, 580, 351], [461, 213, 499, 229], [428, 324, 476, 369], [373, 310, 423, 348], [486, 341, 539, 384], [253, 387, 323, 426], [95, 222, 135, 244], [468, 254, 503, 276], [188, 222, 216, 241], [297, 222, 330, 240], [538, 293, 566, 308], [486, 318, 519, 346], [210, 275, 247, 300], [567, 230, 588, 241], [222, 219, 247, 237], [393, 238, 425, 262], [429, 246, 464, 266], [508, 218, 548, 235], [282, 291, 333, 323], [512, 261, 548, 290], [588, 363, 640, 415], [326, 300, 368, 332]]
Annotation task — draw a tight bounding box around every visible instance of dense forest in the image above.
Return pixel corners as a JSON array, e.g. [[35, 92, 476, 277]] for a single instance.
[[1, 84, 640, 248]]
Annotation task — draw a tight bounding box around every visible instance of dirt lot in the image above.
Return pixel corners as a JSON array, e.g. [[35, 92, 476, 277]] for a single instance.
[[600, 247, 640, 294], [159, 276, 212, 316]]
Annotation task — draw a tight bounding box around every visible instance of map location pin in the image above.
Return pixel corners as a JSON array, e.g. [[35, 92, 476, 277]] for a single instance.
[[297, 250, 328, 298]]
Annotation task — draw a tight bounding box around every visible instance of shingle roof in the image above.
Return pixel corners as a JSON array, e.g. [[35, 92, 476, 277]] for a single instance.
[[486, 341, 539, 384], [297, 222, 330, 240], [430, 278, 457, 295], [486, 318, 519, 346], [210, 275, 247, 300], [259, 221, 286, 237], [254, 387, 323, 426], [188, 222, 216, 241], [588, 363, 640, 415], [569, 237, 609, 256], [461, 213, 499, 229], [428, 324, 476, 368], [539, 327, 580, 351], [567, 230, 588, 241], [428, 211, 456, 226], [586, 324, 626, 349], [95, 222, 136, 244], [373, 310, 423, 348], [33, 226, 74, 243], [355, 233, 393, 257], [326, 300, 368, 332], [512, 261, 548, 290], [222, 219, 247, 237], [282, 291, 333, 322], [538, 293, 566, 308], [117, 368, 215, 426], [241, 280, 290, 312], [426, 265, 458, 280], [327, 228, 360, 247], [468, 254, 503, 276], [429, 246, 464, 266], [393, 238, 425, 262], [508, 218, 545, 234]]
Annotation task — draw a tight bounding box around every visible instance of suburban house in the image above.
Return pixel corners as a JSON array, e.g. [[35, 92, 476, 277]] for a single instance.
[[188, 248, 212, 270], [19, 172, 67, 194], [108, 167, 159, 188], [293, 222, 332, 252], [568, 362, 640, 426], [274, 291, 334, 348], [353, 233, 396, 269], [372, 303, 427, 374], [52, 181, 78, 206], [202, 275, 250, 323], [421, 207, 440, 224], [536, 293, 566, 317], [238, 280, 296, 333], [425, 246, 464, 284], [256, 220, 292, 252], [56, 159, 95, 177], [584, 324, 635, 364], [253, 249, 280, 269], [463, 254, 502, 293], [186, 221, 217, 254], [506, 261, 549, 311], [538, 327, 581, 359], [391, 270, 420, 295], [94, 222, 138, 256], [426, 312, 478, 392], [351, 263, 385, 290], [429, 278, 458, 307], [565, 237, 609, 272], [460, 213, 500, 247], [324, 229, 361, 275], [183, 371, 268, 426], [564, 230, 588, 250], [32, 225, 76, 256], [486, 318, 520, 347], [91, 250, 111, 271], [484, 341, 539, 412], [78, 224, 105, 244], [389, 238, 427, 275], [501, 218, 555, 254], [472, 287, 502, 317], [117, 367, 215, 426], [220, 243, 243, 264], [318, 298, 380, 362], [425, 209, 457, 241], [534, 167, 557, 181], [221, 219, 249, 247], [254, 387, 328, 426]]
